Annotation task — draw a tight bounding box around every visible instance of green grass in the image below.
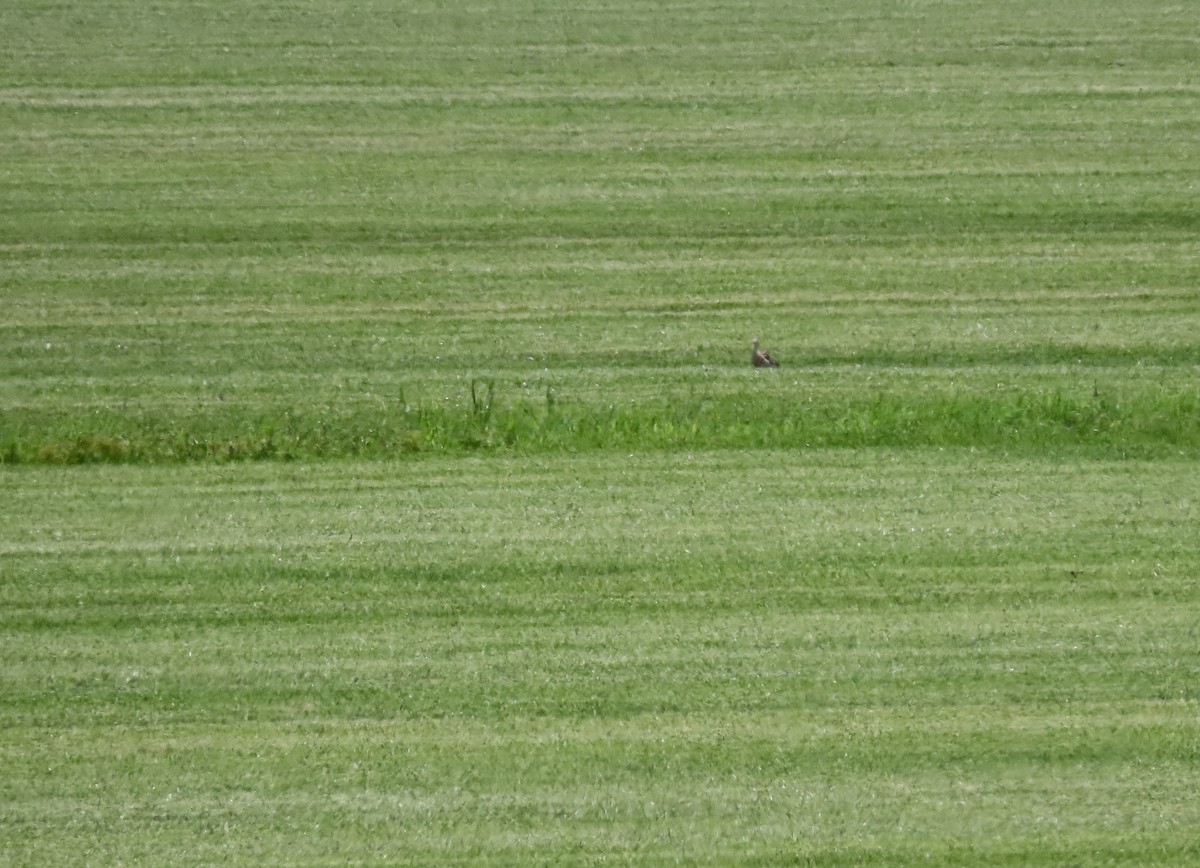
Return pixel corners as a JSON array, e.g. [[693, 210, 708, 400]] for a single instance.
[[3, 0, 1200, 863], [6, 376, 1198, 464], [3, 0, 1199, 465], [4, 453, 1200, 864]]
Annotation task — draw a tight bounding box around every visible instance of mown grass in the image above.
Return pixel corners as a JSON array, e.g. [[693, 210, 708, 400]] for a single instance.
[[3, 453, 1200, 864], [3, 0, 1200, 863], [3, 0, 1199, 466]]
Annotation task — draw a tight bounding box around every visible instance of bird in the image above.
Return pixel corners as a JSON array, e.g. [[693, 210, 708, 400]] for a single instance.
[[752, 337, 779, 368]]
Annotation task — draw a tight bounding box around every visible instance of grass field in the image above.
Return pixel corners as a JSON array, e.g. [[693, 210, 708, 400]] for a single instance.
[[3, 454, 1198, 863], [3, 0, 1199, 863]]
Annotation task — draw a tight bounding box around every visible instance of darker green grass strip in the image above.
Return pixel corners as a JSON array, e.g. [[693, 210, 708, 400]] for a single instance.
[[4, 385, 1196, 465]]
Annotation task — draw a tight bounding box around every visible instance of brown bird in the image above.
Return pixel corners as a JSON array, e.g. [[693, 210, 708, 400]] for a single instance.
[[752, 337, 779, 368]]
